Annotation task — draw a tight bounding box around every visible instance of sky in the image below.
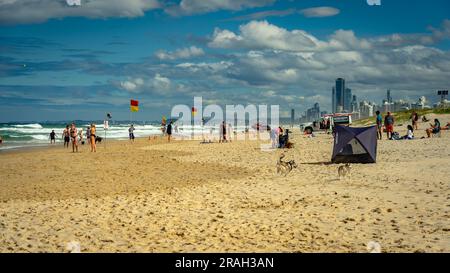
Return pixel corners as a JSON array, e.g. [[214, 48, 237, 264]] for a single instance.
[[0, 0, 449, 122]]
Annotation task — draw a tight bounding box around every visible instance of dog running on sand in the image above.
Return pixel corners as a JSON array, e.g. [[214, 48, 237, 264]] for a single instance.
[[276, 154, 298, 176], [338, 163, 351, 179]]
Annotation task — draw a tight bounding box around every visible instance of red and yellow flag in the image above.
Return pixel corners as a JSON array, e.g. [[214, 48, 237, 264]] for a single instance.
[[191, 107, 197, 116], [130, 99, 139, 112]]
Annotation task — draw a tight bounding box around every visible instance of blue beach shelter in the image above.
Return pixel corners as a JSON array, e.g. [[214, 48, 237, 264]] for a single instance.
[[332, 126, 378, 164]]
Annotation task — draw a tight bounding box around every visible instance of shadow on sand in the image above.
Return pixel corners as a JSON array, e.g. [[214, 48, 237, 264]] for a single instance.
[[300, 161, 333, 166]]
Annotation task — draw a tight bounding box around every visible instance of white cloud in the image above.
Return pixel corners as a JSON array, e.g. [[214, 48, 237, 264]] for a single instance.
[[66, 0, 81, 7], [151, 73, 171, 91], [208, 20, 372, 52], [299, 7, 340, 18], [372, 20, 450, 47], [209, 20, 324, 51], [120, 74, 172, 93], [155, 46, 204, 60], [120, 77, 144, 93], [0, 0, 160, 25], [165, 0, 275, 16]]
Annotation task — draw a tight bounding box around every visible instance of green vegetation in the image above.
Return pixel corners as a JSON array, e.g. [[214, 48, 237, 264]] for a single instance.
[[353, 108, 450, 126]]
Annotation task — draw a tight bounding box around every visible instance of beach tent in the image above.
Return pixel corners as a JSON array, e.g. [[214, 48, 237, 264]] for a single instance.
[[332, 126, 377, 164]]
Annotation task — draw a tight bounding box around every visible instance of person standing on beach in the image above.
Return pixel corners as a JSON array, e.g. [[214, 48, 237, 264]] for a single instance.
[[375, 111, 383, 140], [270, 126, 278, 148], [78, 128, 83, 145], [167, 121, 173, 142], [384, 112, 395, 140], [86, 126, 91, 144], [63, 125, 70, 148], [90, 124, 96, 152], [0, 135, 3, 145], [70, 123, 78, 152], [221, 121, 227, 143], [411, 112, 419, 131], [227, 123, 233, 143], [129, 124, 135, 143], [49, 130, 57, 144]]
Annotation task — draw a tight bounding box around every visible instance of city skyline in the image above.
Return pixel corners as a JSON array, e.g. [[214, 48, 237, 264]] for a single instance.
[[1, 0, 450, 122]]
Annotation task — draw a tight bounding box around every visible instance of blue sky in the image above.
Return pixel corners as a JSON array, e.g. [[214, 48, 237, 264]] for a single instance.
[[0, 0, 449, 122]]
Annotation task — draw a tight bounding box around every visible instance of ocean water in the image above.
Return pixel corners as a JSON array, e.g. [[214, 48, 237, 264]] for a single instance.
[[0, 122, 163, 150], [0, 121, 263, 150]]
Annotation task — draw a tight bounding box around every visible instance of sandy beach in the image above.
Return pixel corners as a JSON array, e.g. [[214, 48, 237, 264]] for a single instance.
[[0, 115, 449, 253]]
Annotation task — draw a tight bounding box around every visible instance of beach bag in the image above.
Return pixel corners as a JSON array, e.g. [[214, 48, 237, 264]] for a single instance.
[[391, 132, 401, 140]]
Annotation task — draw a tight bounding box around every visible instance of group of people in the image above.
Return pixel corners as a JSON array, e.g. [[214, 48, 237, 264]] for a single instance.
[[270, 126, 290, 149], [375, 111, 396, 140], [158, 122, 173, 142], [375, 111, 445, 140], [59, 123, 97, 152]]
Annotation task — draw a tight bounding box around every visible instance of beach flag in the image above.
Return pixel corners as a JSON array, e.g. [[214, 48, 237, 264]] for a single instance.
[[191, 107, 198, 116], [130, 99, 139, 112], [162, 116, 167, 126]]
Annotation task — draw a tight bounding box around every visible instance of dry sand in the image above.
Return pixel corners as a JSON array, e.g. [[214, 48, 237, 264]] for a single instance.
[[0, 115, 449, 253]]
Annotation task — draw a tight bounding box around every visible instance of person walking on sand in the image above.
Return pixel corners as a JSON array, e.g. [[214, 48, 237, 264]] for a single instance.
[[70, 123, 78, 153], [49, 130, 57, 144], [129, 124, 135, 143], [384, 112, 395, 140], [167, 121, 173, 142], [63, 125, 70, 148], [375, 111, 383, 140], [90, 124, 96, 152]]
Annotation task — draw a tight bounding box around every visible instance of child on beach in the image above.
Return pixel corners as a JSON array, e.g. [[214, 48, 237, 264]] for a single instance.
[[49, 130, 57, 144], [129, 124, 135, 143], [78, 128, 83, 145], [402, 125, 414, 140]]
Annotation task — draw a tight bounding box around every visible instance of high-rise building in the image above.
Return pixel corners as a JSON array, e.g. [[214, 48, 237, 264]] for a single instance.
[[351, 95, 359, 112], [290, 109, 295, 127], [387, 90, 392, 104], [306, 103, 321, 122], [344, 88, 352, 112], [332, 87, 336, 113], [359, 101, 374, 118], [335, 78, 345, 113]]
